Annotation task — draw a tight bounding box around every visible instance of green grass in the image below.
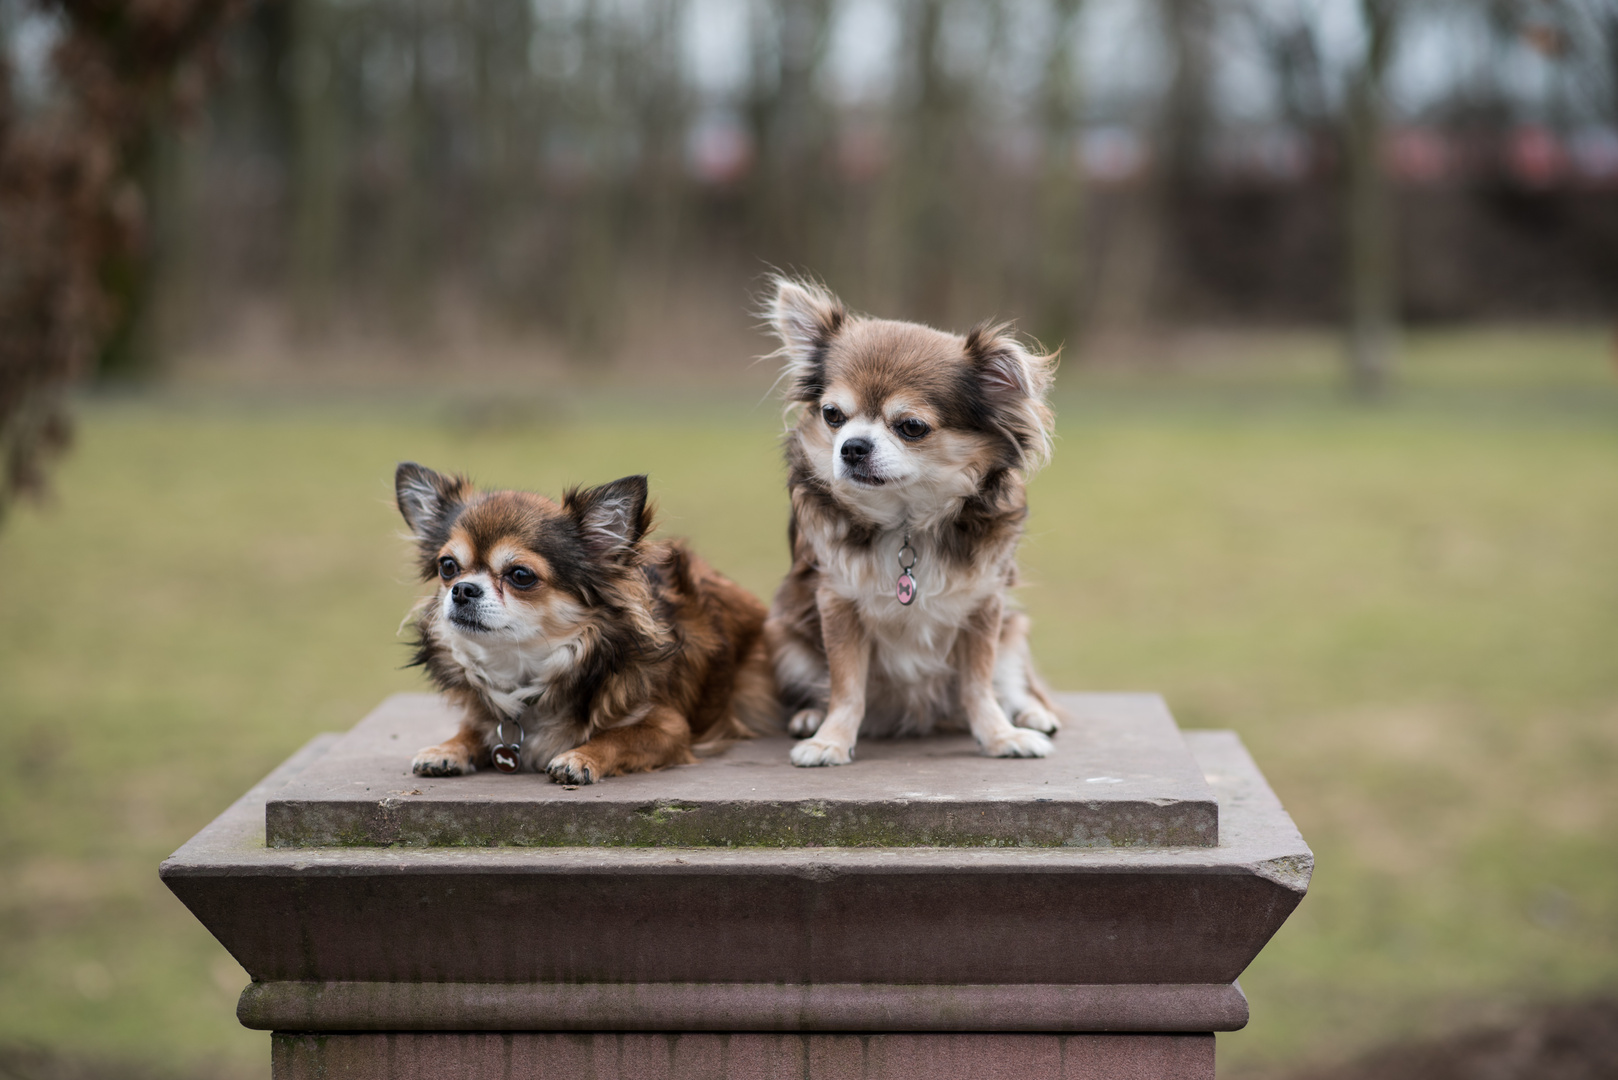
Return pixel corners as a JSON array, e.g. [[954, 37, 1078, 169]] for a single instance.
[[1, 330, 1616, 1077]]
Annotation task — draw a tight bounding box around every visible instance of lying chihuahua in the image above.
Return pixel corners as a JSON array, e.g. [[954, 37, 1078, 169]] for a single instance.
[[396, 463, 774, 784]]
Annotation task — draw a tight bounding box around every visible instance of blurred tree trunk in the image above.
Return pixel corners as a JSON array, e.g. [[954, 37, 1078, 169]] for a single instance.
[[468, 0, 529, 314], [145, 124, 204, 359], [1159, 0, 1210, 199], [1089, 0, 1208, 336], [564, 0, 622, 359], [1257, 7, 1329, 161], [1033, 0, 1084, 350], [82, 3, 246, 377], [289, 0, 340, 337], [631, 0, 691, 300], [96, 128, 161, 376], [1611, 15, 1618, 123], [746, 0, 834, 268], [382, 0, 429, 337], [894, 0, 966, 325], [1343, 0, 1399, 399], [1156, 0, 1210, 319]]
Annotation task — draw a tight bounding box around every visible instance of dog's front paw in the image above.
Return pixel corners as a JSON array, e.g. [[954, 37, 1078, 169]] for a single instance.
[[788, 709, 825, 737], [1013, 703, 1061, 735], [546, 750, 600, 785], [412, 744, 476, 777], [982, 728, 1053, 758], [790, 737, 854, 767]]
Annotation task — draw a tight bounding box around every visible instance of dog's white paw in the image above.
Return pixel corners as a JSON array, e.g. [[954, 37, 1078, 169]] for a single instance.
[[788, 708, 825, 737], [790, 737, 854, 767], [545, 750, 598, 785], [982, 728, 1054, 758], [1012, 703, 1061, 735], [412, 745, 475, 777]]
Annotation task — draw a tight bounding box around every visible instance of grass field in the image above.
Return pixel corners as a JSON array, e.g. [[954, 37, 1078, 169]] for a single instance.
[[1, 329, 1615, 1077]]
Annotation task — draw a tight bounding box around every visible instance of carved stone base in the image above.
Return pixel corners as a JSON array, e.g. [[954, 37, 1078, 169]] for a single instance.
[[271, 1031, 1216, 1080], [162, 693, 1310, 1080]]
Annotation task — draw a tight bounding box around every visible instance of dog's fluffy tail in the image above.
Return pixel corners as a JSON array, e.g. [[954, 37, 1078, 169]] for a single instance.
[[691, 636, 783, 757]]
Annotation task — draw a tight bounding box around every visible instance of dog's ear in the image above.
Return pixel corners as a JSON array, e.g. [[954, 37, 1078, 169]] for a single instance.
[[565, 475, 651, 561], [962, 324, 1057, 471], [396, 462, 471, 539], [963, 323, 1055, 402], [767, 276, 846, 400]]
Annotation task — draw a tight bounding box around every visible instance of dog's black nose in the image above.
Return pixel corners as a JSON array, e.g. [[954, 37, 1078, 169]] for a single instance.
[[451, 581, 484, 603], [841, 437, 873, 462]]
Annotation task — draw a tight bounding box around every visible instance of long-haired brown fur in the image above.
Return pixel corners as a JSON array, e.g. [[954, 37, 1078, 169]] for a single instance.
[[760, 276, 1061, 768], [396, 463, 776, 784]]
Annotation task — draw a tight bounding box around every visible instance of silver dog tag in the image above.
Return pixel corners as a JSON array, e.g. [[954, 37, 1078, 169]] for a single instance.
[[895, 534, 919, 606]]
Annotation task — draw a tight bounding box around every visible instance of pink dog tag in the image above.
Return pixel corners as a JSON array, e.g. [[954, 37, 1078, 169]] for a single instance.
[[896, 570, 917, 605], [492, 744, 521, 773]]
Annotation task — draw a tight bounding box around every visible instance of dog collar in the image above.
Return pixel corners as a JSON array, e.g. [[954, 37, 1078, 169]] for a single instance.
[[896, 532, 918, 606]]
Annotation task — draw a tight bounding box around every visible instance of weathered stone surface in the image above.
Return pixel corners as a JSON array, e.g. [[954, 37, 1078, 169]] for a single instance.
[[240, 980, 1249, 1033], [160, 709, 1310, 1033], [270, 1032, 1215, 1080], [264, 693, 1219, 849]]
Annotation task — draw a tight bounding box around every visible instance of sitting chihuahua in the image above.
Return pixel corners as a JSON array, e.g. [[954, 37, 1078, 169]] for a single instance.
[[761, 278, 1063, 767]]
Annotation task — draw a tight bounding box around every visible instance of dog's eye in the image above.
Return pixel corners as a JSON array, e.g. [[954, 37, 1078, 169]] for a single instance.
[[437, 557, 458, 581], [821, 405, 845, 428], [506, 567, 538, 589], [897, 418, 930, 440]]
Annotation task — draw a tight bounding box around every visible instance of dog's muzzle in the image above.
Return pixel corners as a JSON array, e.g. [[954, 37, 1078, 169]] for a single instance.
[[448, 581, 497, 631], [839, 437, 885, 485]]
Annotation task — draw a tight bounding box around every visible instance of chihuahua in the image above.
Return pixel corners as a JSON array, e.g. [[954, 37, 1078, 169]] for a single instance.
[[396, 464, 775, 784], [761, 278, 1062, 767]]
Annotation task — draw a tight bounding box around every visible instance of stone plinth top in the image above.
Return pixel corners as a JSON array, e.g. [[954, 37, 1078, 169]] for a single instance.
[[162, 715, 1311, 1032], [265, 693, 1218, 849]]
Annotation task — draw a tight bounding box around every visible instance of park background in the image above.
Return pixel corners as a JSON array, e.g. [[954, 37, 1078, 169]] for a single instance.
[[1, 0, 1616, 1077]]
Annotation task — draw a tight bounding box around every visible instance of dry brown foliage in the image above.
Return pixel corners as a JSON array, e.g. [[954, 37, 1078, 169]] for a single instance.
[[0, 0, 246, 515]]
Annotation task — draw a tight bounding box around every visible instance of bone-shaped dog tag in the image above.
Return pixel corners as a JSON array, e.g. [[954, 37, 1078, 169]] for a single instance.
[[896, 571, 917, 605], [895, 535, 919, 606]]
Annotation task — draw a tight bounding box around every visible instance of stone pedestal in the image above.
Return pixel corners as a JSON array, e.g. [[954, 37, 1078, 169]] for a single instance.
[[162, 693, 1311, 1079]]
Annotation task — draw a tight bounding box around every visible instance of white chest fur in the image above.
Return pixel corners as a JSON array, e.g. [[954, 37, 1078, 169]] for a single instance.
[[445, 629, 581, 719], [815, 531, 999, 685]]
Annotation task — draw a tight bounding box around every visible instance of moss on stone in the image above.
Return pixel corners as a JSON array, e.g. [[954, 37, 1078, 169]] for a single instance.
[[267, 796, 1217, 850]]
